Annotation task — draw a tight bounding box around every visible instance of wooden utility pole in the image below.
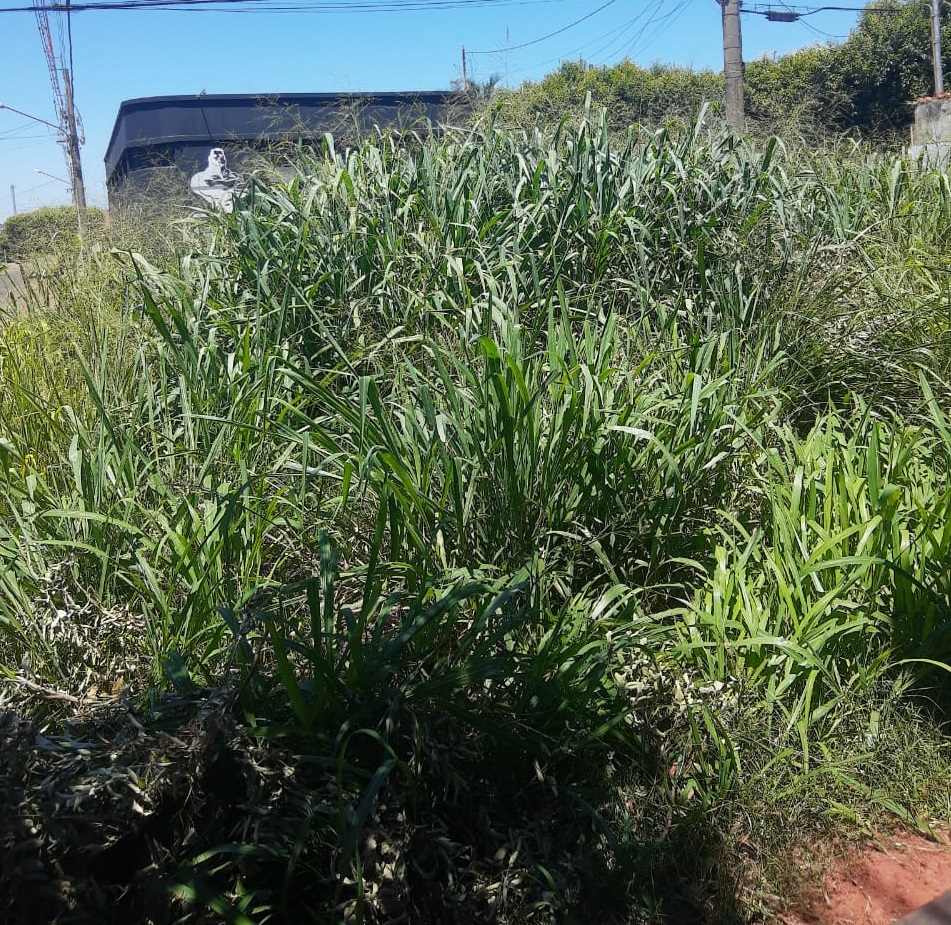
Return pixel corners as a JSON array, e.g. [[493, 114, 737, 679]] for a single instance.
[[461, 45, 469, 91], [33, 0, 86, 214], [62, 68, 86, 211], [720, 0, 745, 132], [932, 0, 944, 96]]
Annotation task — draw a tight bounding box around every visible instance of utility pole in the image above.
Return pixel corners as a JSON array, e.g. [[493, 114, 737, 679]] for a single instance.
[[62, 67, 86, 211], [62, 0, 85, 213], [932, 0, 944, 96], [33, 0, 86, 215], [461, 45, 469, 91], [505, 27, 510, 89], [720, 0, 745, 132], [9, 185, 15, 215]]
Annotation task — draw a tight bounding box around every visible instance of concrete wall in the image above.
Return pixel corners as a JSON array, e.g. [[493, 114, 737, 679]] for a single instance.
[[909, 98, 951, 168], [911, 98, 951, 144]]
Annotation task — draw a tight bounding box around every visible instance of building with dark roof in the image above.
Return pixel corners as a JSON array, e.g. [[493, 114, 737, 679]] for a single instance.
[[105, 91, 466, 208]]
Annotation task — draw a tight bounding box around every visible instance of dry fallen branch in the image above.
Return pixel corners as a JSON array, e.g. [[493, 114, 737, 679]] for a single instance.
[[3, 676, 81, 705]]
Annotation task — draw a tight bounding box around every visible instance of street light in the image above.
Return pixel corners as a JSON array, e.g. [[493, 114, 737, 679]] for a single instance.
[[0, 100, 85, 213], [33, 167, 70, 187], [0, 102, 65, 139]]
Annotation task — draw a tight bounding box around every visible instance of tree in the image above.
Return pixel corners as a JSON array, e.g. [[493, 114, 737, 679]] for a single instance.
[[451, 73, 502, 101], [492, 1, 951, 140], [493, 59, 723, 132], [825, 0, 948, 134], [745, 45, 846, 137]]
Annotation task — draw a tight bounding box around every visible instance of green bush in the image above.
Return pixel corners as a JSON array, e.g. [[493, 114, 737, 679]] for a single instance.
[[495, 0, 951, 140], [3, 113, 951, 922], [494, 59, 723, 132], [0, 205, 105, 261]]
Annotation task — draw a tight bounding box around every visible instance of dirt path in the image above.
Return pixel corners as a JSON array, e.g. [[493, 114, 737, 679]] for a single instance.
[[783, 831, 951, 924], [0, 263, 23, 312]]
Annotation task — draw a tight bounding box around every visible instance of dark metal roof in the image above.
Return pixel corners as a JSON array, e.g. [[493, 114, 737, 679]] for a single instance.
[[104, 91, 464, 180]]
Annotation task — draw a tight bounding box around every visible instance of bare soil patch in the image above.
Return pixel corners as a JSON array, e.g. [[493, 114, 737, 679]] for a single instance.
[[782, 831, 951, 925], [0, 263, 24, 312]]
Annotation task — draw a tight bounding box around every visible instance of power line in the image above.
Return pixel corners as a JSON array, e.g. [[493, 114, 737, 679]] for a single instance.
[[501, 0, 687, 82], [0, 0, 578, 12], [799, 17, 848, 36], [564, 15, 642, 64], [0, 136, 55, 147], [567, 12, 643, 59], [548, 0, 690, 67], [0, 177, 61, 200], [0, 122, 53, 137], [742, 2, 892, 38], [610, 0, 691, 61], [513, 0, 865, 74], [743, 3, 902, 15], [468, 0, 619, 54]]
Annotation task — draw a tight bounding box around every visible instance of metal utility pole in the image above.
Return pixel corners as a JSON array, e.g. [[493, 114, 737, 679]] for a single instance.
[[9, 185, 15, 215], [720, 0, 745, 132], [932, 0, 944, 96]]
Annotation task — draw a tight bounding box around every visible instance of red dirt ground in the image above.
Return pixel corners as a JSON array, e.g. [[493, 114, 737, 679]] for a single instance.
[[782, 831, 951, 925]]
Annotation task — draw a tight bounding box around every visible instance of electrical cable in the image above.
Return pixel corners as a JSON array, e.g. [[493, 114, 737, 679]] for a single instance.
[[743, 3, 901, 15], [0, 178, 60, 198], [613, 0, 691, 61], [581, 16, 645, 62], [3, 138, 60, 153], [468, 0, 619, 54], [0, 121, 52, 137], [66, 0, 74, 78], [503, 0, 686, 81], [499, 0, 648, 77], [800, 17, 847, 35], [552, 0, 665, 63], [0, 0, 579, 12], [741, 1, 888, 38]]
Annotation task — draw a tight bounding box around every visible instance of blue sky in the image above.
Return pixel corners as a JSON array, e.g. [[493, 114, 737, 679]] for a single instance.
[[0, 0, 865, 223]]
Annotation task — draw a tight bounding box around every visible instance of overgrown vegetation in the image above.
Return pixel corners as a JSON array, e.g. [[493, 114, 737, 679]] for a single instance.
[[494, 0, 951, 140], [0, 205, 107, 262], [2, 109, 951, 923]]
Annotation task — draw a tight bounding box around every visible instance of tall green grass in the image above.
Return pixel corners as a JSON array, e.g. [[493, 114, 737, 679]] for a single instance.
[[2, 110, 951, 921]]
